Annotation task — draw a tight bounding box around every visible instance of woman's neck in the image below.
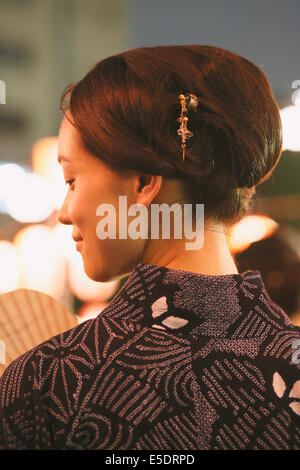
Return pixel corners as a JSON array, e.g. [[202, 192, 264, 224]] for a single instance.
[[140, 219, 239, 276]]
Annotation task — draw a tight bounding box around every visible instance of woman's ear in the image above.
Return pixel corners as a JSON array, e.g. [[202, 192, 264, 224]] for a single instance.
[[135, 174, 163, 206]]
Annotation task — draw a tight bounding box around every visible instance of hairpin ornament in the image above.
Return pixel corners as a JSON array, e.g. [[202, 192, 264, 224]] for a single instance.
[[177, 93, 199, 161]]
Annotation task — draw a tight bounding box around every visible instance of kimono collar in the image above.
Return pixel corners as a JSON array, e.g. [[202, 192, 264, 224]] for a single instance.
[[103, 261, 292, 340]]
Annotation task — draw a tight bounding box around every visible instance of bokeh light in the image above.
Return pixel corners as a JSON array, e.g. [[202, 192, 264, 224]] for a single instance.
[[13, 225, 67, 298], [5, 172, 55, 223], [51, 223, 74, 261], [0, 163, 26, 214], [76, 301, 109, 324], [67, 249, 120, 302], [280, 105, 300, 151], [31, 137, 66, 209], [228, 215, 279, 253], [0, 241, 19, 293]]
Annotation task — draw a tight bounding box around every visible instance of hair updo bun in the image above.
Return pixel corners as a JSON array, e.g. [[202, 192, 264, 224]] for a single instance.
[[60, 45, 282, 223]]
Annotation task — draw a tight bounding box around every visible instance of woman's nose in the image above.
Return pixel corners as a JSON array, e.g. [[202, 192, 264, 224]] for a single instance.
[[56, 199, 72, 225]]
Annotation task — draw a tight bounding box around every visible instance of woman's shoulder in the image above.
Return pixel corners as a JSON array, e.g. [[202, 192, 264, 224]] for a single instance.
[[0, 319, 94, 391]]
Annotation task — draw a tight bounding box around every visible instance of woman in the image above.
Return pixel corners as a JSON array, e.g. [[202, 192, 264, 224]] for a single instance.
[[1, 45, 300, 450]]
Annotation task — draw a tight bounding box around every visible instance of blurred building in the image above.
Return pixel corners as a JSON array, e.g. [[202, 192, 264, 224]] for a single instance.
[[0, 0, 134, 168]]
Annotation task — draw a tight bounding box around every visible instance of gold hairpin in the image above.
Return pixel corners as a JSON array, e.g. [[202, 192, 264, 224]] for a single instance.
[[176, 93, 199, 161]]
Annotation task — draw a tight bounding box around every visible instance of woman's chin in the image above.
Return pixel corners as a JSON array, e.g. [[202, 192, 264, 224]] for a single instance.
[[83, 262, 112, 283]]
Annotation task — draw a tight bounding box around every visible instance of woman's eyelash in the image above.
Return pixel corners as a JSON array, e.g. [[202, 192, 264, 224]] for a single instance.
[[65, 179, 75, 187]]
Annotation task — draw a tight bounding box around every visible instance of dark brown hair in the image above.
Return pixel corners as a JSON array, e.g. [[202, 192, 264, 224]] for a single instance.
[[60, 45, 282, 223]]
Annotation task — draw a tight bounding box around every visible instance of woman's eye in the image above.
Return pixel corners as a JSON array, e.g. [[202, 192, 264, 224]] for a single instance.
[[65, 179, 75, 188]]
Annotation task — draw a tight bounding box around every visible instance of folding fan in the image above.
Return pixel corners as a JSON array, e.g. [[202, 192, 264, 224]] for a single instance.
[[0, 289, 77, 377]]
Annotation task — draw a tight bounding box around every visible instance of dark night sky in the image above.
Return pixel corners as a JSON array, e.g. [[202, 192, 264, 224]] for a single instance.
[[131, 0, 300, 104]]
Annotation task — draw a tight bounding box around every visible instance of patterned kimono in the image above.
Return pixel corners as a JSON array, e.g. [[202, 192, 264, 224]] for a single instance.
[[0, 261, 300, 450]]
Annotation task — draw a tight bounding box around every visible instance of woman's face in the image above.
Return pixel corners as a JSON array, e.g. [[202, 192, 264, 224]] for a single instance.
[[57, 114, 145, 282]]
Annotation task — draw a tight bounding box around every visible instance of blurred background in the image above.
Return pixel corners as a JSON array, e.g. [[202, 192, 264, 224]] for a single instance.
[[0, 0, 299, 325]]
